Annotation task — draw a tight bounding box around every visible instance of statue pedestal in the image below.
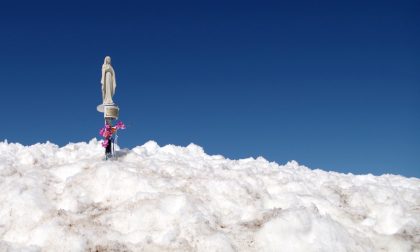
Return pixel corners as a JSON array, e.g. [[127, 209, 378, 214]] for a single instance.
[[104, 104, 119, 120]]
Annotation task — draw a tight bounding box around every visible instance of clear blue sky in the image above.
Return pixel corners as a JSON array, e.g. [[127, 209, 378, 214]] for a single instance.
[[0, 0, 419, 177]]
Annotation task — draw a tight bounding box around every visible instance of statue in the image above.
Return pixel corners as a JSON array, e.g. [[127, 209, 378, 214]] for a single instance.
[[97, 56, 119, 118], [101, 56, 117, 105], [96, 56, 124, 160]]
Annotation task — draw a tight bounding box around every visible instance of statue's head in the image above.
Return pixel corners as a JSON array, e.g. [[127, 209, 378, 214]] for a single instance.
[[104, 56, 111, 65]]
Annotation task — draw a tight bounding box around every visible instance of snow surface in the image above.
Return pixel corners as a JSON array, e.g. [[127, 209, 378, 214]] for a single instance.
[[0, 139, 419, 252]]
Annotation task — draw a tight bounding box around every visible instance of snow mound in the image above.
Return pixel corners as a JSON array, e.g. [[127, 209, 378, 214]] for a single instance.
[[0, 139, 419, 252]]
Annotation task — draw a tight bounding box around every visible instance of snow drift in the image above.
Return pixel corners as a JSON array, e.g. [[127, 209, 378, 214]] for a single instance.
[[0, 139, 418, 252]]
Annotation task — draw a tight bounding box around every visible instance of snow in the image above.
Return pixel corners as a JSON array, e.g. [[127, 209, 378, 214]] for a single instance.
[[0, 139, 419, 252]]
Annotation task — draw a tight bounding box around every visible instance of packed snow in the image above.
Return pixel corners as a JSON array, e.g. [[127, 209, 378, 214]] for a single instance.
[[0, 139, 419, 252]]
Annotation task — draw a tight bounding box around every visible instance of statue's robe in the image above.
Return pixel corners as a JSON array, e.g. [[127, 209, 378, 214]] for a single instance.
[[101, 64, 117, 105]]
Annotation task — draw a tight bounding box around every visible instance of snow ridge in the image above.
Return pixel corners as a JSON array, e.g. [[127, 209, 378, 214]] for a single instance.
[[0, 140, 419, 251]]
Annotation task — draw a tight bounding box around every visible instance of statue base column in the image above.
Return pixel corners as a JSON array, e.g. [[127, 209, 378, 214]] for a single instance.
[[103, 104, 119, 160]]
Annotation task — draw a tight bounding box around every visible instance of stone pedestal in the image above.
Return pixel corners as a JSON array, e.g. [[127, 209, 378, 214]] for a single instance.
[[104, 104, 119, 120]]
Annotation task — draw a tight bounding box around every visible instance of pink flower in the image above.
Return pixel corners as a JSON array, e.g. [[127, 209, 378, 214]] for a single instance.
[[116, 121, 126, 130], [99, 121, 126, 148], [106, 131, 112, 138], [102, 139, 109, 147]]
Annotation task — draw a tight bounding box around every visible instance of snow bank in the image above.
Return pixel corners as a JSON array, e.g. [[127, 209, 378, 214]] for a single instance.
[[0, 140, 418, 251]]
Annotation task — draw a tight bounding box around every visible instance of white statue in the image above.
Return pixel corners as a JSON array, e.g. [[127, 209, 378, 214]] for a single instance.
[[101, 56, 117, 105]]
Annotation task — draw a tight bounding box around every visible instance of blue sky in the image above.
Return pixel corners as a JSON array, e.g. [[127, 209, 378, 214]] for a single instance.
[[0, 0, 419, 177]]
